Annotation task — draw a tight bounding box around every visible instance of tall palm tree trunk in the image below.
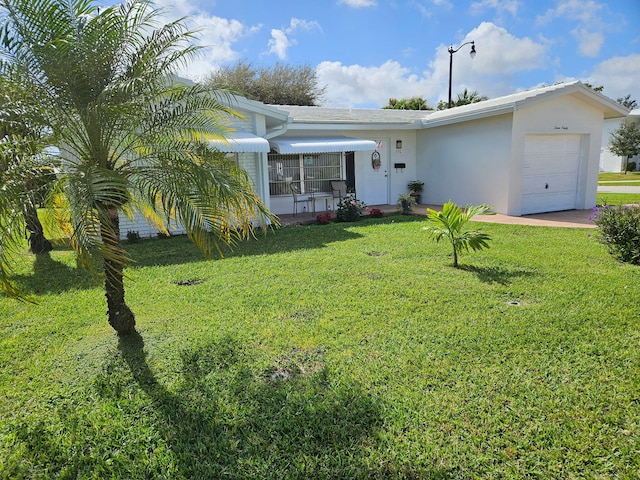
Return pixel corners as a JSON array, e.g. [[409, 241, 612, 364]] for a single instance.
[[23, 200, 53, 254], [101, 206, 135, 335]]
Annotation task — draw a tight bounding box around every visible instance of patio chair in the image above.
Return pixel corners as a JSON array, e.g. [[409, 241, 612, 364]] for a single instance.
[[289, 183, 312, 216], [331, 180, 348, 201]]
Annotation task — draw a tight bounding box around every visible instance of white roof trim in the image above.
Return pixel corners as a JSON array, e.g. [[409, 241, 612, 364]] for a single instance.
[[208, 131, 270, 153], [269, 136, 377, 154]]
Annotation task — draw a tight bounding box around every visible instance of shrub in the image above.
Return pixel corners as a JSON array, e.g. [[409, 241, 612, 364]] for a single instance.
[[627, 161, 637, 172], [591, 204, 640, 265], [396, 194, 416, 214], [316, 212, 332, 224], [368, 208, 384, 218], [336, 193, 366, 222], [126, 230, 141, 243]]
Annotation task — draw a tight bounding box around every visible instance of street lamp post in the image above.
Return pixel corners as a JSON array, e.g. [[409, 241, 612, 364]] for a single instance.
[[448, 41, 476, 108]]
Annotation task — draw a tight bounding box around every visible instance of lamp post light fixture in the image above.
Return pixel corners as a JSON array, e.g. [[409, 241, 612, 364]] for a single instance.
[[448, 41, 476, 108]]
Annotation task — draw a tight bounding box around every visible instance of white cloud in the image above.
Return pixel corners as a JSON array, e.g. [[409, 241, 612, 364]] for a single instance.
[[572, 27, 604, 57], [266, 18, 322, 60], [317, 60, 433, 107], [316, 22, 549, 107], [588, 54, 640, 102], [134, 0, 261, 80], [430, 22, 548, 101], [337, 0, 377, 7], [470, 0, 521, 17], [268, 29, 295, 60], [412, 0, 453, 17], [536, 0, 609, 57]]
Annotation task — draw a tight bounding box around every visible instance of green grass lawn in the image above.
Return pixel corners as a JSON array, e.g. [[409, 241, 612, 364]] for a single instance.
[[597, 192, 640, 205], [599, 171, 640, 185], [1, 215, 639, 479]]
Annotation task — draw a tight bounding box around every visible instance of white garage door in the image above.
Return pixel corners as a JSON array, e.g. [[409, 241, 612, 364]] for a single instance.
[[521, 135, 582, 215]]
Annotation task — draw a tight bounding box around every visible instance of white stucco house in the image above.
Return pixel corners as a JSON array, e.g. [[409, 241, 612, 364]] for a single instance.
[[600, 108, 640, 172], [120, 81, 628, 238]]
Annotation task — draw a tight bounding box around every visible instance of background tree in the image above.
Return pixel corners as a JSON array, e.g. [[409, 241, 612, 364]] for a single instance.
[[383, 97, 433, 110], [616, 94, 638, 110], [609, 120, 640, 173], [205, 60, 326, 106], [437, 89, 488, 110], [0, 75, 54, 254], [584, 83, 605, 92], [0, 0, 274, 334]]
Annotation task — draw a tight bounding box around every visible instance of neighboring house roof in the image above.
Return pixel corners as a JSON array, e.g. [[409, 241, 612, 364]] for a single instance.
[[421, 81, 628, 128]]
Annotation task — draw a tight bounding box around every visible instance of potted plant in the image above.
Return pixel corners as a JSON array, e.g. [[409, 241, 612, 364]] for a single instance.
[[407, 180, 424, 204], [397, 193, 416, 215]]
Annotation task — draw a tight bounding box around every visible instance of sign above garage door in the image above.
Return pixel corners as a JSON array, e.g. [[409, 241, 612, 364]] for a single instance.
[[521, 135, 583, 215]]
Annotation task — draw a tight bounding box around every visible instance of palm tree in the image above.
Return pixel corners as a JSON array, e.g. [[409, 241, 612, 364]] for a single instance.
[[423, 201, 492, 268], [0, 75, 55, 254], [437, 89, 488, 110], [0, 0, 275, 335]]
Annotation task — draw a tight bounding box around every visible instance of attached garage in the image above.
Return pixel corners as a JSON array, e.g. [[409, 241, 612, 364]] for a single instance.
[[521, 135, 583, 215], [417, 82, 628, 216]]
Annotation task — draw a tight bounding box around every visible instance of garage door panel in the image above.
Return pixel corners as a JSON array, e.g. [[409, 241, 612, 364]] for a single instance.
[[522, 173, 579, 195], [521, 134, 582, 215]]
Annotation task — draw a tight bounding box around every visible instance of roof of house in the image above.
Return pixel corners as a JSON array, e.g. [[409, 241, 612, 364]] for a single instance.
[[421, 81, 628, 128], [271, 104, 427, 129], [267, 82, 628, 132]]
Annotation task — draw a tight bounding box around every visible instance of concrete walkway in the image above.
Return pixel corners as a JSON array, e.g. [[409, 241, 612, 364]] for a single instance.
[[598, 185, 640, 193], [278, 204, 599, 229]]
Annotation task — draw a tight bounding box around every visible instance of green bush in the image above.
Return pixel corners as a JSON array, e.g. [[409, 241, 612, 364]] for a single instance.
[[626, 161, 637, 172], [126, 230, 141, 243], [335, 193, 366, 222], [591, 205, 640, 264]]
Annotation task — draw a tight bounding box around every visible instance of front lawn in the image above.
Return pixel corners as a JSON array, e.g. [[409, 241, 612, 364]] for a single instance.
[[1, 216, 639, 479], [599, 171, 640, 184], [597, 192, 640, 205]]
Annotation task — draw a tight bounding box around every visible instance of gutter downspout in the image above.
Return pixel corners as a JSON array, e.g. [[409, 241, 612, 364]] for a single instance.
[[264, 122, 289, 139]]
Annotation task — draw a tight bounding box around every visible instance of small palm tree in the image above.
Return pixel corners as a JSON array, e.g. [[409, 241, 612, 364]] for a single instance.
[[0, 0, 275, 335], [423, 201, 492, 268]]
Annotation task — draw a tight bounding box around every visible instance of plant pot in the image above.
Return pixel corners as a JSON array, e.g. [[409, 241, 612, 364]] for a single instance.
[[410, 193, 421, 204], [401, 200, 411, 214]]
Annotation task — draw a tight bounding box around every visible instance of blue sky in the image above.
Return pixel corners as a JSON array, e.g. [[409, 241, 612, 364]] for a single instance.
[[100, 0, 640, 108]]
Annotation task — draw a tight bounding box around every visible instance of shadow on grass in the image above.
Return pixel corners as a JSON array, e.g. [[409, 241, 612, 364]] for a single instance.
[[111, 332, 396, 478], [459, 264, 537, 285], [126, 223, 370, 269], [11, 251, 99, 295]]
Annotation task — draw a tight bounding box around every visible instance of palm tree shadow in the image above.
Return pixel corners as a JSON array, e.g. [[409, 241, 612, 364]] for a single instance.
[[459, 264, 536, 285], [115, 331, 392, 478], [12, 251, 99, 295]]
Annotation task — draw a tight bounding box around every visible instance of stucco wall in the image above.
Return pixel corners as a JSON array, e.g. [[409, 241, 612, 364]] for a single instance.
[[268, 128, 418, 215], [510, 94, 604, 214], [416, 114, 514, 213]]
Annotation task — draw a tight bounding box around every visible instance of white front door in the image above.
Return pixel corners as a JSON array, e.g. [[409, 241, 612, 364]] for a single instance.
[[356, 139, 389, 205]]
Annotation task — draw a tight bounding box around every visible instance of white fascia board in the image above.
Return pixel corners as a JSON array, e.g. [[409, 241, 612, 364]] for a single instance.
[[420, 105, 515, 128], [225, 95, 289, 121]]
